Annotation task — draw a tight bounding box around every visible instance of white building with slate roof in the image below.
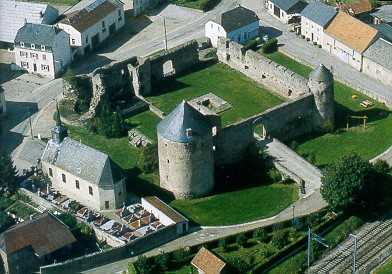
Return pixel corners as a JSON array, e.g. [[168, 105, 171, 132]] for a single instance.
[[363, 38, 392, 87], [300, 1, 337, 45], [0, 0, 58, 44], [14, 23, 72, 79], [41, 111, 126, 210], [205, 6, 260, 48], [266, 0, 307, 24]]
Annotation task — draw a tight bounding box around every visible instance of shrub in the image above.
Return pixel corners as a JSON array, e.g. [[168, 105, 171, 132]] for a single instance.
[[0, 196, 14, 211], [154, 252, 170, 272], [253, 228, 268, 242], [219, 238, 229, 251], [0, 211, 14, 233], [200, 0, 221, 11], [134, 255, 154, 274], [267, 168, 282, 183], [236, 233, 247, 247], [128, 263, 137, 274], [58, 213, 78, 230], [243, 37, 261, 51], [172, 248, 191, 265], [226, 256, 253, 273], [261, 38, 278, 54], [271, 229, 289, 249]]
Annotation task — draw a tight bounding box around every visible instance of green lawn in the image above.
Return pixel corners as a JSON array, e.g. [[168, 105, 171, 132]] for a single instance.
[[263, 51, 392, 167], [168, 0, 220, 11], [375, 256, 392, 274], [125, 111, 161, 142], [165, 265, 194, 274], [171, 183, 298, 226], [147, 63, 284, 126], [24, 0, 80, 5], [7, 201, 38, 219]]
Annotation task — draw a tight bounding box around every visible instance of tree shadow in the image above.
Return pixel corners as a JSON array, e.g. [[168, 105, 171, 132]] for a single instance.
[[144, 2, 169, 16], [0, 63, 23, 84], [71, 54, 113, 75]]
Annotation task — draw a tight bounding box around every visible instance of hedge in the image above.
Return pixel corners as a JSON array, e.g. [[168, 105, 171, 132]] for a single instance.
[[261, 38, 278, 54]]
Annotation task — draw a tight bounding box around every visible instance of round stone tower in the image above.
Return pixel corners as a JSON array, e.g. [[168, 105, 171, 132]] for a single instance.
[[308, 64, 335, 131], [157, 101, 214, 199]]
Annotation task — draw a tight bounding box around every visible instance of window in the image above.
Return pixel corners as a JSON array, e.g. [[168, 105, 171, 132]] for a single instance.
[[167, 159, 170, 163], [76, 180, 80, 189], [31, 43, 35, 49], [41, 64, 50, 71], [41, 45, 45, 51], [42, 54, 46, 60], [30, 52, 38, 59], [62, 173, 66, 183], [118, 191, 122, 196], [89, 186, 93, 195], [105, 201, 109, 209], [71, 38, 76, 45], [21, 61, 29, 68], [118, 10, 122, 21], [86, 36, 89, 44], [102, 21, 106, 32], [19, 51, 27, 57], [20, 42, 25, 47], [49, 167, 53, 177]]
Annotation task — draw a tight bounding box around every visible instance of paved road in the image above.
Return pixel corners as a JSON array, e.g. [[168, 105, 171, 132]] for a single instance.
[[265, 138, 322, 197]]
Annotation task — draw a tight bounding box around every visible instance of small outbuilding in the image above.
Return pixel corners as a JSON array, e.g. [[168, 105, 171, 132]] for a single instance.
[[300, 1, 337, 45], [266, 0, 307, 24], [205, 6, 260, 47], [0, 212, 76, 274], [371, 5, 392, 25], [191, 247, 228, 274]]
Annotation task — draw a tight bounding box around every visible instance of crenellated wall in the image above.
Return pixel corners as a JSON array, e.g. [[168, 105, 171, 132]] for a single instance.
[[216, 38, 309, 98]]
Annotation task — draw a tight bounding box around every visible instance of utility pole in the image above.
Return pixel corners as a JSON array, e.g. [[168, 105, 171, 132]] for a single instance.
[[350, 234, 358, 274], [163, 17, 168, 51]]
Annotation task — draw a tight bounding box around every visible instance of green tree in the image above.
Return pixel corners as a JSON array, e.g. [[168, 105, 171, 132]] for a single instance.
[[236, 233, 247, 247], [321, 154, 373, 211], [0, 211, 14, 233], [134, 255, 154, 274], [58, 213, 78, 230], [154, 251, 170, 271], [261, 38, 278, 53], [138, 145, 159, 174], [0, 152, 18, 192], [271, 229, 289, 249], [95, 106, 126, 138]]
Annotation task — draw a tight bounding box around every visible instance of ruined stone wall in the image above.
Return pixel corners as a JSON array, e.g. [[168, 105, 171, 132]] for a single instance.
[[216, 38, 309, 98], [131, 40, 200, 96], [214, 94, 317, 165]]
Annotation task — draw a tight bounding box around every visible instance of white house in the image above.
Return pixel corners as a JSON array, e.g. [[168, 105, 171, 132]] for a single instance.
[[363, 38, 392, 87], [205, 6, 260, 48], [14, 23, 72, 79], [0, 0, 58, 45], [324, 12, 378, 71], [57, 0, 125, 57], [300, 1, 337, 45], [266, 0, 307, 24], [41, 113, 126, 211]]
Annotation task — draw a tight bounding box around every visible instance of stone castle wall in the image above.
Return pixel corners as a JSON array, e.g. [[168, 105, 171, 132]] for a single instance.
[[214, 94, 318, 165], [217, 38, 309, 98]]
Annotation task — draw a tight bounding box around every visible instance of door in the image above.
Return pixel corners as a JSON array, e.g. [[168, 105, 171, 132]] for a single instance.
[[109, 23, 116, 35], [33, 63, 37, 72], [91, 34, 100, 50], [105, 201, 110, 209], [311, 33, 314, 42], [274, 5, 280, 17]]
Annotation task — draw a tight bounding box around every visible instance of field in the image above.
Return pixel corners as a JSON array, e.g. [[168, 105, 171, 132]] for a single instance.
[[147, 62, 284, 126], [263, 51, 392, 167], [375, 257, 392, 274], [125, 111, 161, 141], [171, 183, 298, 226], [23, 0, 80, 5]]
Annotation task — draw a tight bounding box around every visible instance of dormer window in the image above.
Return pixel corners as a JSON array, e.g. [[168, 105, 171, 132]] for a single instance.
[[20, 42, 24, 47], [41, 45, 45, 51], [31, 43, 35, 49]]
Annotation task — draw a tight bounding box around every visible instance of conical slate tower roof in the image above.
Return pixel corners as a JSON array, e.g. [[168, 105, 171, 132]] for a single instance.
[[157, 101, 211, 143], [309, 64, 332, 82]]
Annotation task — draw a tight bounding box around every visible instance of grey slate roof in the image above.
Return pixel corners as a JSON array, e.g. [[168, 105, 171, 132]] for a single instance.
[[374, 23, 392, 43], [309, 64, 333, 82], [215, 6, 259, 33], [157, 101, 212, 143], [41, 137, 122, 188], [301, 1, 337, 28], [0, 0, 58, 43], [364, 38, 392, 72], [271, 0, 307, 13], [371, 5, 392, 23], [14, 23, 61, 48]]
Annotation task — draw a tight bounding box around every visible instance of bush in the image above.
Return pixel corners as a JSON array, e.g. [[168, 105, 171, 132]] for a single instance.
[[226, 256, 253, 273], [94, 110, 126, 138], [253, 228, 268, 242], [154, 252, 170, 272], [243, 37, 261, 51], [200, 0, 221, 11], [58, 213, 78, 230], [236, 233, 247, 247], [0, 197, 14, 211], [267, 168, 282, 183], [128, 263, 137, 274], [0, 211, 15, 233], [172, 248, 191, 265], [134, 255, 154, 274], [261, 38, 278, 54], [271, 229, 289, 249]]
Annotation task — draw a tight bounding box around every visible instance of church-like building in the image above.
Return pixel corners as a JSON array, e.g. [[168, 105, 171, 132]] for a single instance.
[[41, 107, 126, 211]]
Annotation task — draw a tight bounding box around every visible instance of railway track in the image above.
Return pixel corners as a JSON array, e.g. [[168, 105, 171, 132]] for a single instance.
[[309, 219, 392, 273]]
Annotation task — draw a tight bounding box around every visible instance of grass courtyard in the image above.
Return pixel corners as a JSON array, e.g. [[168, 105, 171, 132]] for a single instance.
[[375, 256, 392, 274], [171, 183, 298, 226], [146, 62, 285, 126], [263, 51, 392, 167], [125, 110, 161, 141]]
